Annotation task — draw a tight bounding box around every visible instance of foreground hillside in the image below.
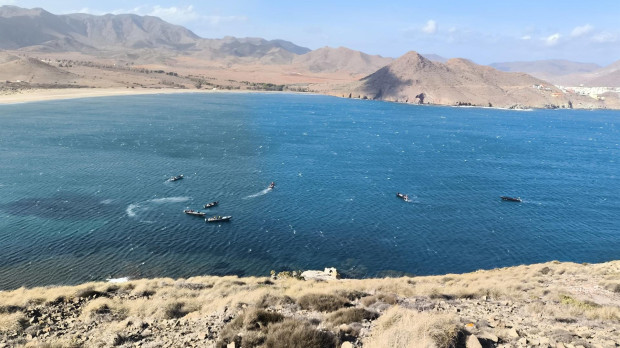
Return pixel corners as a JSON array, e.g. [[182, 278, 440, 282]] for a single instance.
[[1, 261, 618, 347]]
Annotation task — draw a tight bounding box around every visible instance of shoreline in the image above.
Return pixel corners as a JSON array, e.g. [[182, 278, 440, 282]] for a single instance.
[[0, 87, 243, 105], [1, 87, 615, 111]]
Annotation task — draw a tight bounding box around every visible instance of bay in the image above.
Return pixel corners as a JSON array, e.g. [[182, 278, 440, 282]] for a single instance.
[[0, 92, 618, 289]]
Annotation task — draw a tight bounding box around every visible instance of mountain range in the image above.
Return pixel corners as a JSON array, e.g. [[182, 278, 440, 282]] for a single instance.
[[1, 5, 618, 109]]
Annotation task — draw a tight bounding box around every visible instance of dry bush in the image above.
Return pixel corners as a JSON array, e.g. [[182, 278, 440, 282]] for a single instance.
[[363, 306, 460, 348], [297, 293, 349, 312], [218, 308, 284, 347], [75, 286, 106, 299], [263, 318, 338, 348], [162, 300, 200, 319], [361, 295, 378, 307], [336, 289, 370, 301], [0, 312, 28, 334], [81, 297, 127, 321], [243, 309, 284, 330], [327, 307, 379, 326], [256, 293, 295, 309]]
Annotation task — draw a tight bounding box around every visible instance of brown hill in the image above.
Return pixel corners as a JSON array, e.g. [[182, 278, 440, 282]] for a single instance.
[[292, 46, 392, 75], [350, 51, 578, 109], [0, 52, 81, 85], [572, 60, 620, 87]]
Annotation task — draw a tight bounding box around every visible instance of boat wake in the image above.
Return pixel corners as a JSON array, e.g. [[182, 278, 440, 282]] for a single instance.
[[244, 188, 271, 199], [126, 196, 191, 217]]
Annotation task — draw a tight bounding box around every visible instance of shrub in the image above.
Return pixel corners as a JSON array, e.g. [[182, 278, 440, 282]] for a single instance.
[[336, 290, 370, 301], [264, 319, 337, 348], [328, 308, 379, 326], [81, 298, 127, 321], [75, 287, 106, 299], [256, 294, 295, 309], [361, 295, 378, 307], [363, 306, 459, 348], [244, 309, 284, 330], [540, 266, 552, 275], [164, 301, 189, 319], [297, 293, 349, 312], [560, 295, 600, 310], [0, 312, 28, 334]]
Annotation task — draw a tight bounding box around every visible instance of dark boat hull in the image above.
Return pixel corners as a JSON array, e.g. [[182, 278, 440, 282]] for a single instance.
[[500, 196, 522, 202]]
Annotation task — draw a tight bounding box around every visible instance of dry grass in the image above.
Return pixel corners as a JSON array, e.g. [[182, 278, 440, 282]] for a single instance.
[[327, 307, 379, 326], [1, 260, 619, 346], [363, 306, 460, 348], [263, 319, 337, 348], [297, 293, 350, 312], [81, 297, 128, 321], [0, 312, 28, 334]]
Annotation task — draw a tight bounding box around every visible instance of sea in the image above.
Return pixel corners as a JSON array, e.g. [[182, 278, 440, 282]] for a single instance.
[[0, 92, 618, 289]]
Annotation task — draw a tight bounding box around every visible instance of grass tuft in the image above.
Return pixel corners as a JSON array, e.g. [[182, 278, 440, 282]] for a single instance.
[[327, 307, 379, 326], [264, 319, 337, 348], [297, 293, 349, 312]]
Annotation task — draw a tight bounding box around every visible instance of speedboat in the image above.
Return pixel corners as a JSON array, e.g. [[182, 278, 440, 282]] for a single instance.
[[169, 174, 184, 182], [206, 216, 232, 222], [500, 196, 522, 202], [269, 182, 275, 189], [396, 192, 409, 201], [184, 209, 206, 217], [204, 201, 219, 208]]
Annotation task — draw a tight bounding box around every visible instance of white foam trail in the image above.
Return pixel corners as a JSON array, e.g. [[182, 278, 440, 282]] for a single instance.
[[126, 204, 139, 217], [107, 277, 129, 283], [244, 188, 271, 199], [100, 199, 114, 204], [126, 196, 190, 217], [149, 196, 190, 204]]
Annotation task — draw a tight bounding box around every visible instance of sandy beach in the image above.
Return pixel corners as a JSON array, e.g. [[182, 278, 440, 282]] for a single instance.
[[0, 87, 220, 105]]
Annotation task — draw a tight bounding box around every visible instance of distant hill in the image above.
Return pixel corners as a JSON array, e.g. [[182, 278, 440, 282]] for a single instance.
[[0, 5, 309, 61], [0, 6, 199, 51], [490, 60, 600, 77], [490, 59, 620, 87], [490, 60, 603, 86], [292, 46, 393, 75], [569, 60, 620, 87], [350, 51, 580, 109]]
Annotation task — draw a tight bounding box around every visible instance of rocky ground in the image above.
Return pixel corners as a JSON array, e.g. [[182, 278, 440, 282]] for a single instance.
[[1, 261, 619, 347]]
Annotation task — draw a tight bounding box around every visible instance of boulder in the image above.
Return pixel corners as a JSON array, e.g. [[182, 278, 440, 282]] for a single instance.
[[466, 334, 483, 348]]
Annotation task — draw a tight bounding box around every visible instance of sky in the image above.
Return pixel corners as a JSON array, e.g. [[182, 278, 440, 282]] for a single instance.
[[2, 0, 620, 66]]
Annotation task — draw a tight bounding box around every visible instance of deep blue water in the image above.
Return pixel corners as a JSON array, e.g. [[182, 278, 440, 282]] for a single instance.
[[0, 93, 619, 289]]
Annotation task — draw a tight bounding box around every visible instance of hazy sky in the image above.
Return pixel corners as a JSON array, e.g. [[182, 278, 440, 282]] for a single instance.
[[2, 0, 620, 65]]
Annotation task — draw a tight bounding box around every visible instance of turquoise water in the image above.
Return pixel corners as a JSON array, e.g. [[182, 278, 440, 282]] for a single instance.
[[0, 93, 619, 289]]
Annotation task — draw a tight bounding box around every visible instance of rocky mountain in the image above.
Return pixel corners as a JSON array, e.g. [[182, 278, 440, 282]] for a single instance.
[[350, 51, 578, 108], [292, 46, 392, 75], [192, 36, 309, 64], [0, 6, 199, 51], [0, 5, 309, 61]]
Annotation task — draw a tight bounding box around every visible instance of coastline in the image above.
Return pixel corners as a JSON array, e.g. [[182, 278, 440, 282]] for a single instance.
[[0, 87, 229, 105]]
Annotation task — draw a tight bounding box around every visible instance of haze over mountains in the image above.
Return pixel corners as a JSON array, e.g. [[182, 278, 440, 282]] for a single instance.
[[1, 5, 618, 109]]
